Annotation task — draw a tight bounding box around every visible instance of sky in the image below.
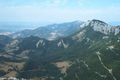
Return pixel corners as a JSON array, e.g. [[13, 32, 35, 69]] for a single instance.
[[0, 0, 120, 29]]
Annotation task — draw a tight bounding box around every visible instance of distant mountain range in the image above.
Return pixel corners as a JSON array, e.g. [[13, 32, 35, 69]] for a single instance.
[[11, 21, 83, 40], [0, 19, 120, 80]]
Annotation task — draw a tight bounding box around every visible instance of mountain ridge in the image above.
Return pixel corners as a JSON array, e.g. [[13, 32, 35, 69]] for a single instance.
[[10, 19, 120, 41]]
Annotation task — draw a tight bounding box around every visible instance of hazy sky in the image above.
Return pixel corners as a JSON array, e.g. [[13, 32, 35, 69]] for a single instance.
[[0, 0, 120, 26]]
